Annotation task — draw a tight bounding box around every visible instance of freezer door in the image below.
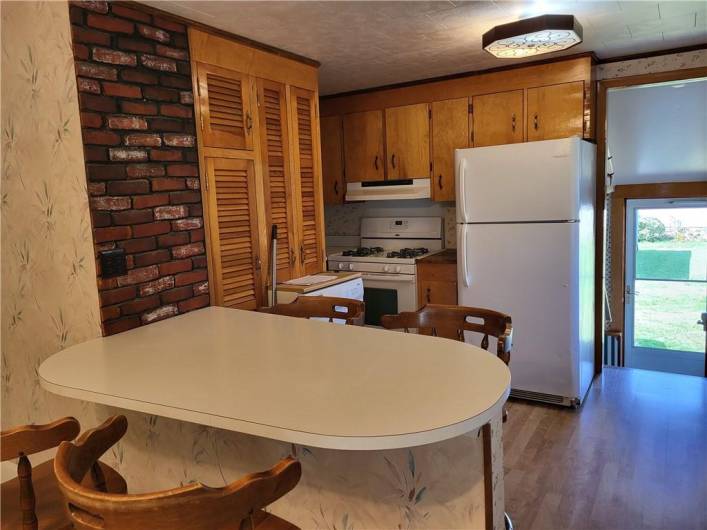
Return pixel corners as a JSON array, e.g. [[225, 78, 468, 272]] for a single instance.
[[455, 138, 585, 223], [457, 222, 582, 399]]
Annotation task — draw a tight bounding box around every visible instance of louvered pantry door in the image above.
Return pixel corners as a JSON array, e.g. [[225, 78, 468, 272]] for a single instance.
[[290, 87, 325, 275], [204, 157, 262, 309], [257, 79, 297, 282], [196, 63, 254, 150]]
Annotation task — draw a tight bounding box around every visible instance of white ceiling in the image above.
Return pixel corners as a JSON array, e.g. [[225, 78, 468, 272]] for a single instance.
[[146, 1, 707, 95]]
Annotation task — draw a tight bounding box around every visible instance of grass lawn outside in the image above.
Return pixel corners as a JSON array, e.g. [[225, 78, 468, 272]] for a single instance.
[[633, 240, 706, 353]]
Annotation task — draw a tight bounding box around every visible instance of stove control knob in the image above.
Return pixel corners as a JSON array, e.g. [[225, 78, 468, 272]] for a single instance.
[[395, 265, 401, 273], [338, 263, 345, 270], [383, 265, 390, 272], [348, 263, 355, 271]]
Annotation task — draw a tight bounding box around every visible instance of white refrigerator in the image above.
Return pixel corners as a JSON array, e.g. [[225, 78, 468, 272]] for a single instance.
[[455, 137, 596, 407]]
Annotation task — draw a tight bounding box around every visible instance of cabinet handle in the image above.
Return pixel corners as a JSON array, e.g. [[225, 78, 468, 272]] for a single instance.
[[391, 153, 396, 169], [254, 255, 261, 270], [511, 113, 516, 132], [533, 113, 538, 131], [374, 155, 379, 170], [438, 174, 443, 190], [426, 287, 431, 304], [334, 180, 339, 195], [300, 243, 305, 265], [245, 112, 253, 133]]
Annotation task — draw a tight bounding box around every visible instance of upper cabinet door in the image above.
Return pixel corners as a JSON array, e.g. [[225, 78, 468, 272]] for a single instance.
[[343, 110, 385, 182], [385, 103, 431, 180], [196, 63, 254, 150], [320, 115, 345, 204], [257, 79, 297, 283], [204, 157, 262, 309], [527, 81, 584, 142], [431, 98, 469, 202], [290, 87, 325, 275], [472, 90, 524, 147]]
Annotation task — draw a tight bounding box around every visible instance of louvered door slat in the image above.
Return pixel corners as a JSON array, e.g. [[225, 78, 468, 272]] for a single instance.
[[206, 157, 261, 309], [257, 79, 297, 283], [290, 87, 324, 274], [196, 63, 253, 150]]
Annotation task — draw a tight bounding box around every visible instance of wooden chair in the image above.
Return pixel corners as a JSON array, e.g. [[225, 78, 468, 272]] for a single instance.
[[381, 304, 512, 365], [258, 296, 364, 325], [54, 415, 302, 530], [1, 416, 126, 530]]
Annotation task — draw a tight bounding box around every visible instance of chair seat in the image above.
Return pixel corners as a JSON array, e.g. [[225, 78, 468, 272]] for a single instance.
[[250, 509, 299, 530], [1, 459, 125, 530]]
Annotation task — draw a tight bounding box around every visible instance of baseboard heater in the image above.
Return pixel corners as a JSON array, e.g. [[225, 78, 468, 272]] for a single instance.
[[510, 388, 579, 408], [345, 178, 431, 201]]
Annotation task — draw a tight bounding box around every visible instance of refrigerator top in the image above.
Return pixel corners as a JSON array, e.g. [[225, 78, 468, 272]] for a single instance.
[[455, 137, 596, 224]]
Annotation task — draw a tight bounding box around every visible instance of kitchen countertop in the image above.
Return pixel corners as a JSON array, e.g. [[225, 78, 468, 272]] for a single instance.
[[418, 248, 457, 264], [276, 271, 361, 294], [39, 306, 509, 451]]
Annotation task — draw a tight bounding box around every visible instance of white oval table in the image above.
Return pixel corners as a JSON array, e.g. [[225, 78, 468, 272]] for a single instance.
[[39, 306, 511, 528]]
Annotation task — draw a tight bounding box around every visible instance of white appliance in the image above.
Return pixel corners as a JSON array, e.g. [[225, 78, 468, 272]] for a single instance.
[[327, 217, 444, 326], [456, 137, 596, 407], [275, 276, 364, 304], [345, 178, 431, 201]]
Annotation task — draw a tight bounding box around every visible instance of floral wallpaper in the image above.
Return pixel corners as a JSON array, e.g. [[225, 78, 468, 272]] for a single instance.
[[596, 49, 707, 80], [1, 3, 503, 528]]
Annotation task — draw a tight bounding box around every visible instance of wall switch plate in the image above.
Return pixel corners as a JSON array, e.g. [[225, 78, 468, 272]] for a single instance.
[[100, 249, 127, 278]]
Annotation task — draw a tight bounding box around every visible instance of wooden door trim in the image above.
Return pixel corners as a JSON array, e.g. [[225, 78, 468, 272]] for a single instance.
[[594, 66, 707, 374]]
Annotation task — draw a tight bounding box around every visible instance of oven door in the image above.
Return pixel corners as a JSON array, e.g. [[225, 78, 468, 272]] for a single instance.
[[361, 273, 417, 327]]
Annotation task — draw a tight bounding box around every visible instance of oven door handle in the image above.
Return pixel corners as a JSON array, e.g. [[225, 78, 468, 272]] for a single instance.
[[362, 274, 416, 283]]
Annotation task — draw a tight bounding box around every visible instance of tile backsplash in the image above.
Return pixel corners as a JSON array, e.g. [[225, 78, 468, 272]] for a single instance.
[[325, 199, 457, 248]]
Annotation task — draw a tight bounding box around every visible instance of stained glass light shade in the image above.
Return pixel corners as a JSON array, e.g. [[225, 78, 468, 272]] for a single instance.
[[482, 15, 583, 59]]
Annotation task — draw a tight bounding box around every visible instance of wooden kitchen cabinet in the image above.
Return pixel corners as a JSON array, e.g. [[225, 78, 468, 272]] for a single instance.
[[257, 79, 298, 283], [320, 115, 345, 204], [343, 110, 385, 182], [385, 103, 431, 180], [416, 251, 458, 309], [526, 81, 584, 141], [195, 63, 254, 150], [290, 87, 326, 275], [203, 157, 263, 309], [472, 90, 524, 147], [431, 98, 469, 202]]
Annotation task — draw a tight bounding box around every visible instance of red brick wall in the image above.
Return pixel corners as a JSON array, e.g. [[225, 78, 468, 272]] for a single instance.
[[70, 1, 209, 335]]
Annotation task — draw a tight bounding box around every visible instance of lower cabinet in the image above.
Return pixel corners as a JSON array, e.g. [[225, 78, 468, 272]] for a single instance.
[[417, 258, 457, 309]]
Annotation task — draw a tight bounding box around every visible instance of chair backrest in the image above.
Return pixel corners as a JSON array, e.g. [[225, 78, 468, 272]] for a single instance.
[[54, 415, 302, 530], [381, 304, 513, 365], [258, 295, 364, 325], [1, 417, 81, 530]]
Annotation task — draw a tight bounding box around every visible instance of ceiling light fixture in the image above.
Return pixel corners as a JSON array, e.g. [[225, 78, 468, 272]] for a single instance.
[[482, 14, 583, 59]]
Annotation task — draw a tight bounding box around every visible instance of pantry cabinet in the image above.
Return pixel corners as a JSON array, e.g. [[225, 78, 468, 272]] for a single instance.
[[431, 98, 469, 202], [526, 81, 584, 141], [385, 103, 431, 180], [471, 90, 524, 147], [190, 28, 325, 309], [343, 110, 385, 183], [320, 115, 344, 204]]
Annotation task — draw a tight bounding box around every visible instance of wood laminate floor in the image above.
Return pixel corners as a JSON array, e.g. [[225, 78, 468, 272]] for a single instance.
[[503, 367, 707, 530]]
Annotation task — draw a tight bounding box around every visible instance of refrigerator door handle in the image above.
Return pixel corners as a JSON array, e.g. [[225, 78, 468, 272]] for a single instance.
[[458, 157, 467, 222], [461, 224, 471, 287]]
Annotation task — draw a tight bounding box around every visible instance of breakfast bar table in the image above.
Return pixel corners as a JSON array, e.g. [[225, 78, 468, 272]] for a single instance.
[[39, 307, 511, 529]]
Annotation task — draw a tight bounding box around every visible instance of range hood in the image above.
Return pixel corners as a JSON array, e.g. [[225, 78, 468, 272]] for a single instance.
[[345, 178, 430, 201]]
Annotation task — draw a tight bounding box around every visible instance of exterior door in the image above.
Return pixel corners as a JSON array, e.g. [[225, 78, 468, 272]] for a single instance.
[[385, 103, 431, 180], [472, 90, 524, 147], [290, 87, 325, 274], [320, 115, 345, 204], [526, 81, 584, 141], [431, 98, 469, 201], [196, 63, 254, 150], [624, 198, 707, 376], [257, 79, 297, 283], [204, 157, 263, 309], [343, 110, 385, 182]]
